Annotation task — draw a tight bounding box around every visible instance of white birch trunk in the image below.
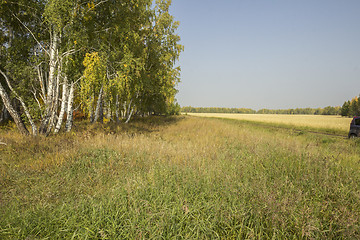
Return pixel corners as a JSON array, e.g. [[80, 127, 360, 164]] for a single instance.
[[93, 85, 103, 123], [20, 99, 38, 135], [115, 94, 119, 123], [0, 69, 37, 135], [0, 81, 29, 135], [47, 31, 58, 105], [125, 105, 135, 124], [39, 30, 59, 134], [124, 99, 134, 124], [122, 101, 127, 119], [54, 77, 68, 133], [65, 83, 74, 132], [45, 62, 61, 135]]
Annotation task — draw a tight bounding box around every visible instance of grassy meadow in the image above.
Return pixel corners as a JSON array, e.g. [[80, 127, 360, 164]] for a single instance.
[[187, 113, 351, 135], [1, 115, 360, 239]]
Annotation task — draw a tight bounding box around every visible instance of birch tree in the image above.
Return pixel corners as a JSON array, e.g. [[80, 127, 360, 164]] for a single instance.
[[0, 0, 89, 135], [0, 0, 183, 135], [0, 0, 43, 135], [138, 0, 183, 115], [80, 52, 106, 123]]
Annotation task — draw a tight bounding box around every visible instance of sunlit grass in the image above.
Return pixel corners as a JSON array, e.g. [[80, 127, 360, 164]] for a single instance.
[[1, 116, 360, 239]]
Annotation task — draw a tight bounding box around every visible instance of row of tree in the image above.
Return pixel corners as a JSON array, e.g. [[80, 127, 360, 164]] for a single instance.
[[181, 107, 256, 114], [341, 96, 360, 117], [257, 106, 341, 115], [182, 106, 342, 115], [0, 0, 182, 136]]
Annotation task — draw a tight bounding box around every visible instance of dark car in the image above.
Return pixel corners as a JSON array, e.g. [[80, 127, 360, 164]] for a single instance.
[[348, 116, 360, 138]]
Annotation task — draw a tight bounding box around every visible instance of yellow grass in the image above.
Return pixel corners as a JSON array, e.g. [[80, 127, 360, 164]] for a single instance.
[[2, 116, 360, 238], [186, 113, 352, 133]]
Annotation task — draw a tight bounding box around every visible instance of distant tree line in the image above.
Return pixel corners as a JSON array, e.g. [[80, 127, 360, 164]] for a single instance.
[[182, 106, 341, 115], [341, 95, 360, 117], [181, 107, 256, 114], [257, 106, 341, 115]]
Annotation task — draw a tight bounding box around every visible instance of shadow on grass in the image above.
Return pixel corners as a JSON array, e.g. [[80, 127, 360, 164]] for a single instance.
[[71, 115, 185, 136], [0, 115, 185, 166]]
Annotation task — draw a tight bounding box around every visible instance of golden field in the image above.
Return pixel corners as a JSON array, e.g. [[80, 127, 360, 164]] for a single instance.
[[186, 113, 352, 133]]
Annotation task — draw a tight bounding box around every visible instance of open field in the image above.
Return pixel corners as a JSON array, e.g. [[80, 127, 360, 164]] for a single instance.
[[1, 116, 360, 239], [186, 113, 352, 135]]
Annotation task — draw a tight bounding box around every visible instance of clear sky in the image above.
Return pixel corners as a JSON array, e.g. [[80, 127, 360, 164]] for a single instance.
[[169, 0, 360, 110]]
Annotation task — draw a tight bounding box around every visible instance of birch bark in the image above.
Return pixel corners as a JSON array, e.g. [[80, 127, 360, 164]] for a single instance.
[[125, 105, 134, 124], [0, 82, 29, 135], [44, 62, 61, 135], [54, 77, 68, 133], [65, 82, 74, 132], [0, 69, 37, 135], [125, 99, 134, 124], [39, 30, 59, 134], [93, 85, 103, 123], [115, 94, 119, 123]]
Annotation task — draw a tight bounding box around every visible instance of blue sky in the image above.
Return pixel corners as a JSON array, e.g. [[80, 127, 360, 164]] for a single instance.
[[170, 0, 360, 110]]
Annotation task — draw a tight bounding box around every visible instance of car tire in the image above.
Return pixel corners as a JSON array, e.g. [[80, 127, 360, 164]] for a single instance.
[[349, 134, 357, 139]]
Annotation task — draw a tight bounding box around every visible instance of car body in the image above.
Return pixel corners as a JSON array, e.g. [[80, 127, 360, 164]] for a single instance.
[[348, 116, 360, 138]]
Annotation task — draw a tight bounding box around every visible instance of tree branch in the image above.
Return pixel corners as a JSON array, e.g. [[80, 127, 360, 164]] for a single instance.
[[0, 69, 38, 135], [31, 85, 44, 119], [61, 48, 83, 58], [11, 13, 49, 56]]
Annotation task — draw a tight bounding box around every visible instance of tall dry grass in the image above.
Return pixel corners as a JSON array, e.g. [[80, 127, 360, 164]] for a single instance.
[[1, 116, 360, 239]]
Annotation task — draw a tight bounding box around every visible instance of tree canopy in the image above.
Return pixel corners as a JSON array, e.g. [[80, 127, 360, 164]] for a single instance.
[[341, 95, 360, 117]]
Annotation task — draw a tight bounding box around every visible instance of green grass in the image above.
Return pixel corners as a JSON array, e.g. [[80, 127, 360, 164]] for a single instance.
[[1, 116, 360, 239]]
